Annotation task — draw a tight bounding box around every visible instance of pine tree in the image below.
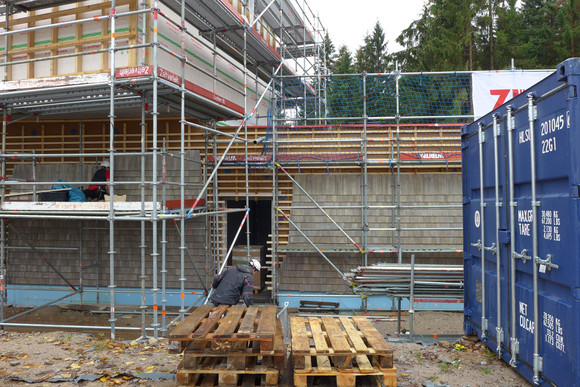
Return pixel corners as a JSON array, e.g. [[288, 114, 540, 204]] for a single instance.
[[333, 45, 354, 74], [520, 0, 560, 68], [354, 21, 391, 73], [494, 0, 523, 69], [557, 0, 580, 57], [322, 33, 336, 70]]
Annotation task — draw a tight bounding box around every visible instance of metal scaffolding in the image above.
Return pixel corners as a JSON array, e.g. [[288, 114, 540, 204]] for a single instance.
[[267, 70, 470, 306], [0, 0, 325, 337], [0, 0, 471, 341]]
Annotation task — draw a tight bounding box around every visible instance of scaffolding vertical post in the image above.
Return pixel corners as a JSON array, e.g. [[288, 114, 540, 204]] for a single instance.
[[271, 79, 279, 301], [409, 253, 415, 340], [1, 109, 7, 322], [362, 73, 368, 268], [395, 70, 402, 264], [178, 0, 187, 324], [212, 129, 219, 279], [244, 2, 251, 257], [151, 0, 160, 339], [1, 6, 8, 315], [108, 0, 118, 340], [139, 96, 147, 340], [161, 139, 168, 336]]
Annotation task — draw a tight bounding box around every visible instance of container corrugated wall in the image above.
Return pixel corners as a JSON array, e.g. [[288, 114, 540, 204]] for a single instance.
[[462, 58, 580, 386]]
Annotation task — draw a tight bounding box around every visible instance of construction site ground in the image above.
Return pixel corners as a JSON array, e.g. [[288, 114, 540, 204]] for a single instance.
[[0, 305, 530, 386]]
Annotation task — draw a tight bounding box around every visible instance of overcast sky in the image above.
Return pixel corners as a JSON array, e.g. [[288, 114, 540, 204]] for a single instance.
[[309, 0, 427, 54]]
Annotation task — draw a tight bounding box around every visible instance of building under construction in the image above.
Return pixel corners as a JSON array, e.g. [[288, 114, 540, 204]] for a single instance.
[[0, 0, 468, 338]]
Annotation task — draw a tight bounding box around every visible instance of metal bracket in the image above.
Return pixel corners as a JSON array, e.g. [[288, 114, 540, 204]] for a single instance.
[[496, 327, 504, 355], [535, 253, 559, 271], [513, 249, 531, 263], [533, 353, 543, 384], [509, 337, 520, 367], [481, 317, 488, 337], [478, 128, 485, 143]]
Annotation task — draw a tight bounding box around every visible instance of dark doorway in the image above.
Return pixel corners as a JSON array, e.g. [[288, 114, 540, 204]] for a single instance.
[[226, 199, 271, 252]]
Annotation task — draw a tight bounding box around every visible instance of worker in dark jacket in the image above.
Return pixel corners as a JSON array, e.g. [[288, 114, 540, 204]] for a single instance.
[[210, 259, 260, 307]]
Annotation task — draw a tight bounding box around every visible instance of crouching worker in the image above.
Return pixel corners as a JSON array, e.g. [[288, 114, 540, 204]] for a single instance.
[[210, 259, 261, 307]]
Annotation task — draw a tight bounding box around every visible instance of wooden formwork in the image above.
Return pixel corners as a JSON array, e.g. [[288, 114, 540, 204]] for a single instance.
[[169, 304, 286, 387], [290, 315, 397, 387]]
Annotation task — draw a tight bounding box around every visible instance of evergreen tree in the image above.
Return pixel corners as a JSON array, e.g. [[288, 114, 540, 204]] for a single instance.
[[354, 21, 391, 73], [395, 0, 475, 71], [494, 0, 524, 69], [333, 45, 354, 74], [393, 4, 431, 71], [557, 0, 580, 57], [519, 0, 560, 68], [322, 32, 336, 70]]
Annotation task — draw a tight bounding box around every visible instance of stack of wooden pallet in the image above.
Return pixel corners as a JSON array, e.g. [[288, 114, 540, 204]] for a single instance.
[[169, 304, 285, 386], [290, 315, 397, 387]]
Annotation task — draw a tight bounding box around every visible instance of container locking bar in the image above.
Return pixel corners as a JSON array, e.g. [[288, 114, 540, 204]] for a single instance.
[[483, 243, 497, 255], [535, 254, 559, 271], [470, 240, 497, 255], [513, 249, 531, 263]]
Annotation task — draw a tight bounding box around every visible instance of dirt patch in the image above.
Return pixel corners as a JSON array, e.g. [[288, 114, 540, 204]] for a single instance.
[[0, 306, 530, 386]]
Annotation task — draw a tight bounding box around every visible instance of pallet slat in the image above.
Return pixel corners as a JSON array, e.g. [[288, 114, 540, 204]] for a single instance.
[[308, 316, 329, 354], [169, 304, 213, 339], [212, 304, 246, 338], [192, 304, 230, 339], [339, 316, 369, 353], [320, 316, 351, 354]]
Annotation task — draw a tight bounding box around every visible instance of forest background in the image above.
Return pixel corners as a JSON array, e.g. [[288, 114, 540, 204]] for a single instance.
[[324, 0, 579, 73]]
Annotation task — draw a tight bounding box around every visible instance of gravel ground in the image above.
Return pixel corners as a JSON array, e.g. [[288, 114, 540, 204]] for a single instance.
[[0, 306, 531, 386]]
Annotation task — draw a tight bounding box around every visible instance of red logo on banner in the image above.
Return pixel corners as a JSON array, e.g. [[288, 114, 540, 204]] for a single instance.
[[490, 89, 526, 109]]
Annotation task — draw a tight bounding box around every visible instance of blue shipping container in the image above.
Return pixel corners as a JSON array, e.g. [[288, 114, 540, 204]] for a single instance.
[[462, 58, 580, 386]]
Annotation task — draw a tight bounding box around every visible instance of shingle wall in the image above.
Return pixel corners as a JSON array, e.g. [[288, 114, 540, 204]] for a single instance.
[[279, 173, 462, 293], [6, 151, 208, 290]]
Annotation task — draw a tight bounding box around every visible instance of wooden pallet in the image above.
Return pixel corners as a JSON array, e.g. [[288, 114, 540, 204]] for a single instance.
[[169, 304, 279, 353], [290, 315, 396, 386], [176, 356, 280, 386], [170, 304, 286, 386], [293, 365, 397, 387]]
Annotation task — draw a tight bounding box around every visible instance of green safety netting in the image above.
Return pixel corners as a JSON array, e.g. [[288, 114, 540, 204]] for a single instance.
[[264, 73, 472, 160]]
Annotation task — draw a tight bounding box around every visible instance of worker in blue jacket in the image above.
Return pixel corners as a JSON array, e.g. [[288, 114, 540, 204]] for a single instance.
[[210, 259, 260, 307]]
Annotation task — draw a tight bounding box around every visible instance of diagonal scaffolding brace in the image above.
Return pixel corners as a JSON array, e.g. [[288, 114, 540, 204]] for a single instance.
[[204, 208, 250, 304], [186, 60, 284, 217], [276, 207, 347, 282], [274, 162, 364, 253], [4, 220, 77, 291]]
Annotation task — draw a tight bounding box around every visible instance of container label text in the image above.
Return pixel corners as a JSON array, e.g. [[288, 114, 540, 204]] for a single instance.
[[519, 301, 534, 334], [541, 210, 561, 242], [518, 209, 532, 236], [543, 311, 565, 353]]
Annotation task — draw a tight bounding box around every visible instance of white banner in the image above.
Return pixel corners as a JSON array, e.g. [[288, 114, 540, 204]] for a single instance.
[[472, 70, 553, 120]]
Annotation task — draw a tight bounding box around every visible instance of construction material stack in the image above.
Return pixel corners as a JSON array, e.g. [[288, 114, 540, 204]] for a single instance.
[[347, 263, 464, 300], [169, 305, 285, 386], [290, 316, 397, 387]]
